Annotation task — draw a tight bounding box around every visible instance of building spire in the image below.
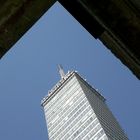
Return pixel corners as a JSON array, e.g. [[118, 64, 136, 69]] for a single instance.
[[58, 64, 65, 78]]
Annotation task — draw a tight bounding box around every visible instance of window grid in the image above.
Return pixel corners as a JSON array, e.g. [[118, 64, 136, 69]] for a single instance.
[[80, 123, 101, 140], [98, 134, 108, 140], [46, 79, 80, 116], [74, 119, 99, 140], [47, 87, 83, 125], [68, 116, 97, 140], [45, 77, 78, 110], [48, 93, 86, 132], [61, 113, 96, 140], [49, 98, 89, 138], [90, 129, 105, 140], [50, 104, 91, 140]]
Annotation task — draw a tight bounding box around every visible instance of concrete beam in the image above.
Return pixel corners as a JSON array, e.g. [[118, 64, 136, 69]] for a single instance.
[[0, 0, 56, 58], [59, 0, 140, 79], [0, 0, 140, 79]]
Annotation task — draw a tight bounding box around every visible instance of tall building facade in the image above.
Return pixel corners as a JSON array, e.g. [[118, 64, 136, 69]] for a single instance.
[[41, 70, 128, 140]]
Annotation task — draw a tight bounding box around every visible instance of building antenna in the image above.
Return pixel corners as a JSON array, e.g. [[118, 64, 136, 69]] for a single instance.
[[58, 64, 65, 78]]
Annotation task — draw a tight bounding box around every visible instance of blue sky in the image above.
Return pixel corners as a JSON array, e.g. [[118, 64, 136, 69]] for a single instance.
[[0, 2, 140, 140]]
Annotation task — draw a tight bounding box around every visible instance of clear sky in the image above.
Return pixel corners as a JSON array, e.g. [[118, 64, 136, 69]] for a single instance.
[[0, 2, 140, 140]]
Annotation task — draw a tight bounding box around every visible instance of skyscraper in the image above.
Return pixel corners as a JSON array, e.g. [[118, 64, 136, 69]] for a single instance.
[[41, 68, 128, 140]]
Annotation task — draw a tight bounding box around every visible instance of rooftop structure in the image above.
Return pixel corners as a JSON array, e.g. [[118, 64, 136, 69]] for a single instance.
[[41, 71, 105, 106]]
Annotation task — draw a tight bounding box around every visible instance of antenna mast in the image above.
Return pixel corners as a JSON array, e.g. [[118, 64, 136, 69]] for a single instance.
[[58, 64, 65, 78]]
